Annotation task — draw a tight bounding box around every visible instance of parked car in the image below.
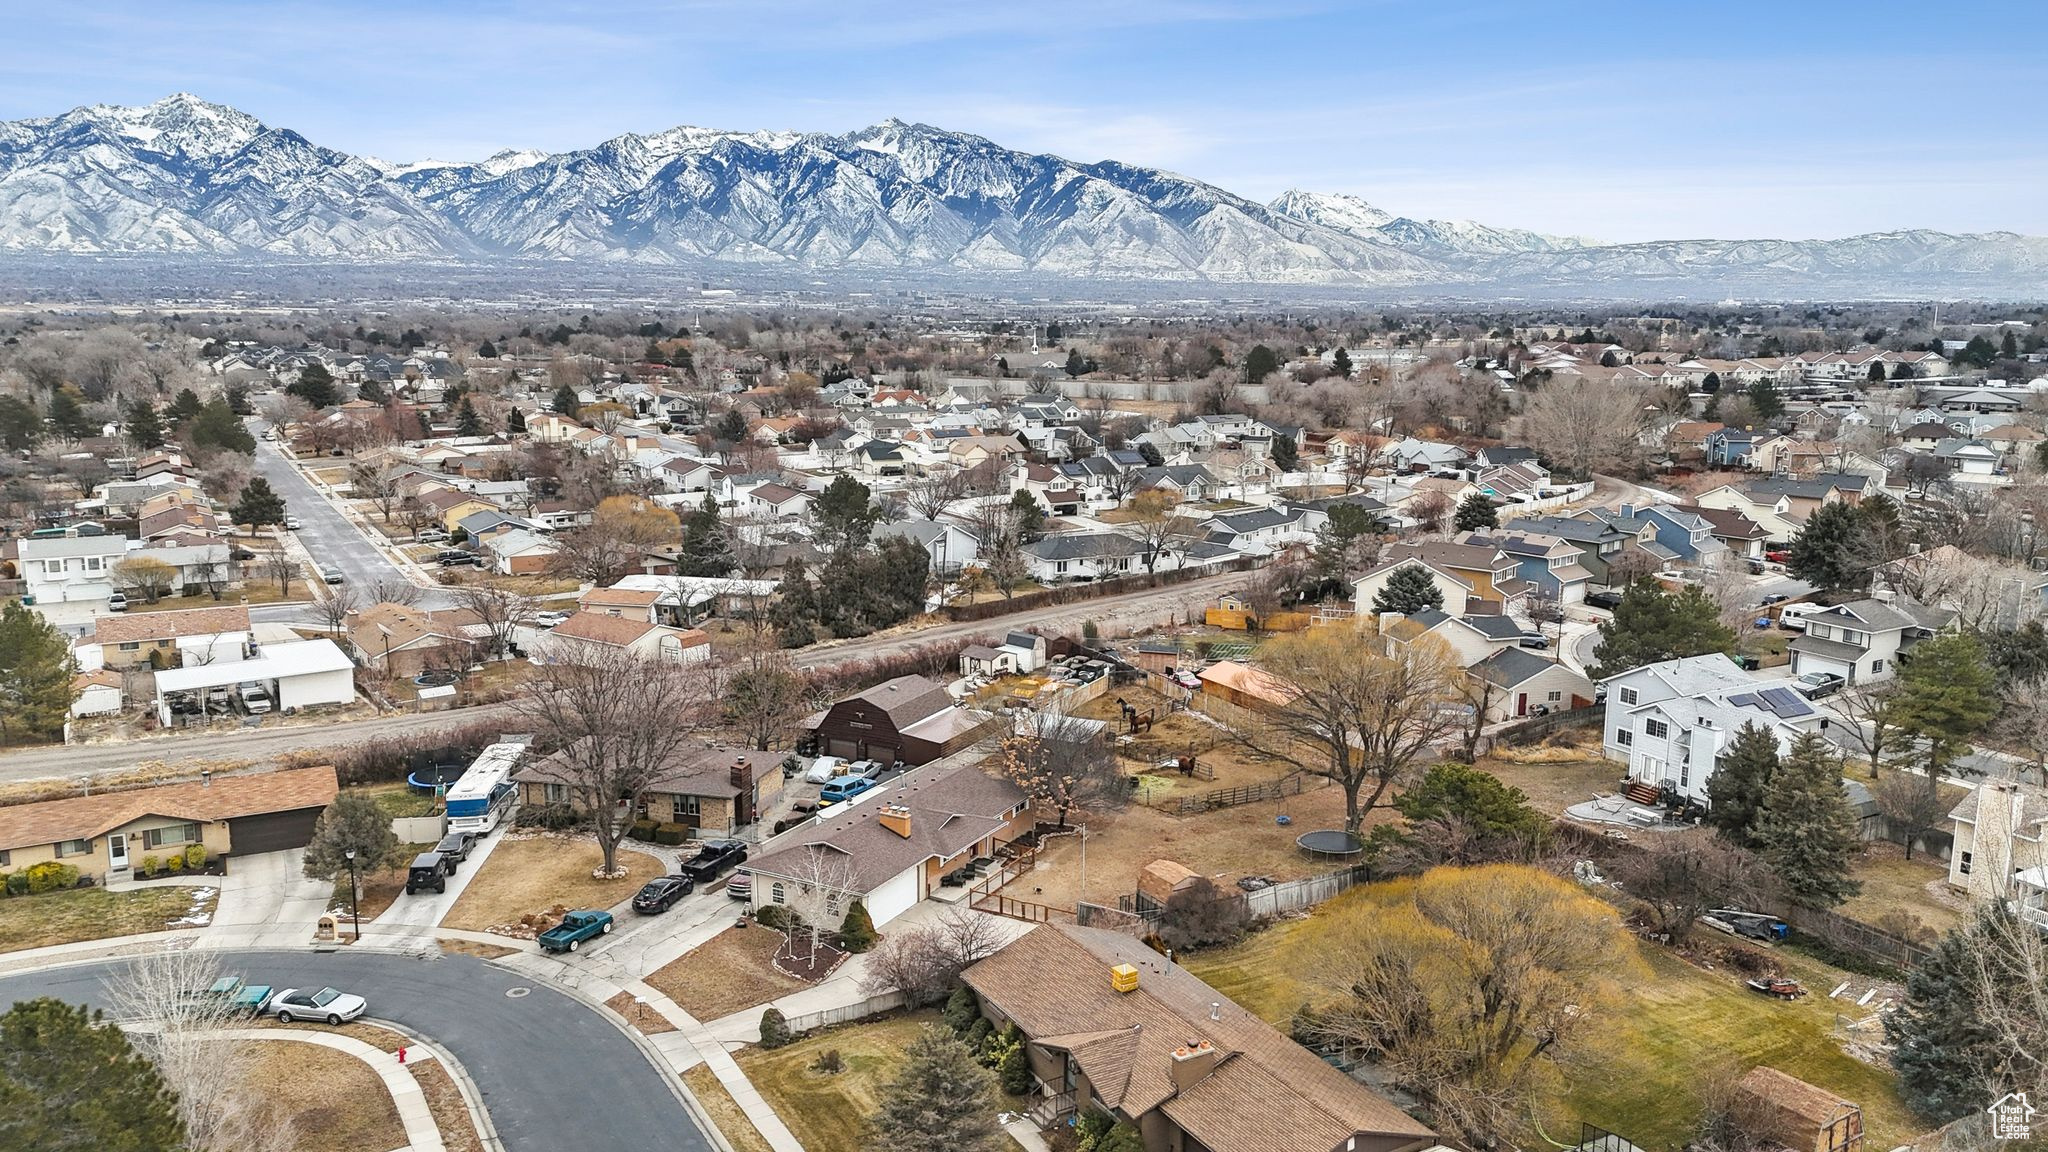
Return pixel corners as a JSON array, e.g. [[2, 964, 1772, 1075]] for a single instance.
[[283, 516, 302, 530], [821, 776, 879, 804], [1517, 631, 1549, 650], [1759, 593, 1790, 606], [1585, 590, 1624, 611], [1795, 672, 1846, 699], [270, 986, 366, 1025], [106, 591, 128, 612], [235, 684, 272, 714], [528, 610, 570, 627], [437, 552, 482, 568], [1764, 549, 1790, 564], [538, 910, 613, 953], [405, 851, 452, 895], [803, 755, 850, 784], [433, 831, 477, 865], [677, 839, 748, 884], [847, 759, 885, 781], [726, 869, 753, 901], [321, 566, 345, 584], [631, 875, 695, 914], [229, 546, 255, 561], [414, 527, 448, 542]]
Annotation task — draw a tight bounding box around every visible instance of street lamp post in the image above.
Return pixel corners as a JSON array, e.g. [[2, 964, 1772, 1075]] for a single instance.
[[343, 848, 360, 943]]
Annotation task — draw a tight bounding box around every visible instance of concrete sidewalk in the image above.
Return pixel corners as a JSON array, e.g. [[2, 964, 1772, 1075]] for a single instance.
[[215, 1027, 444, 1152]]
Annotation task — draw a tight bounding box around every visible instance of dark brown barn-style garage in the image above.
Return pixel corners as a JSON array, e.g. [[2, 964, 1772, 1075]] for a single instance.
[[803, 674, 992, 766]]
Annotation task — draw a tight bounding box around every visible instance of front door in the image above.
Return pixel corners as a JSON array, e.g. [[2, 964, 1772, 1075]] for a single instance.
[[107, 834, 129, 874], [1516, 693, 1528, 718]]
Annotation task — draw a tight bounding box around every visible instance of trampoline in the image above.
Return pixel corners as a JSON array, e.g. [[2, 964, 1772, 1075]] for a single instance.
[[406, 762, 466, 794], [1296, 829, 1364, 861]]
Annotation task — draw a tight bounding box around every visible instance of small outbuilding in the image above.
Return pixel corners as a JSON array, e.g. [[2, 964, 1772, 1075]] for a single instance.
[[1732, 1066, 1863, 1152]]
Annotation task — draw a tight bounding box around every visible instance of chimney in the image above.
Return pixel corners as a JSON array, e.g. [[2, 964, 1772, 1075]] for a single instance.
[[877, 803, 912, 840], [1169, 1039, 1221, 1092], [200, 768, 212, 788]]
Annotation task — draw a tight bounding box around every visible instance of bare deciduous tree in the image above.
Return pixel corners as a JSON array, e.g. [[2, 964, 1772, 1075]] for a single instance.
[[904, 470, 970, 521], [1994, 675, 2048, 785], [311, 582, 360, 637], [1610, 830, 1773, 941], [1517, 378, 1648, 479], [968, 500, 1029, 600], [859, 908, 1010, 1006], [1873, 768, 1947, 859], [776, 845, 861, 963], [998, 709, 1129, 830], [448, 579, 530, 661], [261, 548, 299, 597]]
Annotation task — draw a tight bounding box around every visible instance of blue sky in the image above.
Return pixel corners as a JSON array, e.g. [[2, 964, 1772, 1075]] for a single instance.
[[3, 0, 2044, 242]]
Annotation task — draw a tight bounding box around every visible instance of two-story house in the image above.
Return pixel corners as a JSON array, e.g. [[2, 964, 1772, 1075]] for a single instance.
[[1503, 514, 1652, 585], [1596, 504, 1727, 567], [1786, 596, 1954, 685], [1461, 528, 1593, 605], [1600, 654, 1829, 805], [1353, 540, 1524, 617], [19, 534, 130, 605], [1947, 780, 2048, 925]]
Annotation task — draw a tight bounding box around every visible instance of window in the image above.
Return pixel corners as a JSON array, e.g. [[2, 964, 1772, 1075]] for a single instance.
[[770, 881, 787, 905], [1871, 659, 1886, 674], [144, 822, 201, 850], [1618, 687, 1638, 705], [1680, 763, 1690, 789], [1644, 719, 1670, 739], [119, 641, 142, 652], [1959, 851, 1973, 876], [543, 783, 569, 804], [1615, 729, 1633, 747], [56, 839, 92, 858], [672, 794, 701, 818], [0, 849, 9, 867], [1547, 691, 1562, 702]]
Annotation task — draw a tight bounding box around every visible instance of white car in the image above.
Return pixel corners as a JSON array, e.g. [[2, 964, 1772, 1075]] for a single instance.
[[803, 755, 850, 784], [283, 516, 302, 530], [528, 610, 570, 628], [269, 986, 366, 1025]]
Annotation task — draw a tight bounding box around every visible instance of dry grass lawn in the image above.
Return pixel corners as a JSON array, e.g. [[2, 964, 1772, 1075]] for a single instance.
[[646, 924, 804, 1021], [244, 1038, 406, 1152], [0, 885, 216, 953], [438, 939, 518, 960], [1188, 892, 1919, 1152], [1841, 842, 1965, 937], [606, 989, 677, 1034], [245, 1016, 408, 1052], [413, 1060, 486, 1152], [442, 835, 664, 934], [684, 1065, 777, 1152], [1478, 735, 1627, 815]]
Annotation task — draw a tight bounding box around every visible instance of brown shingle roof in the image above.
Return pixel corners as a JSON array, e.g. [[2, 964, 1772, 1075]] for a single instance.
[[93, 605, 251, 647], [962, 925, 1434, 1152], [0, 766, 338, 852], [515, 741, 752, 800], [549, 612, 658, 646], [748, 758, 1024, 893]]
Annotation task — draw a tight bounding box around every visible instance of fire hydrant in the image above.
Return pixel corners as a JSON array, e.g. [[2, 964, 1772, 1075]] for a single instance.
[[397, 1046, 407, 1064]]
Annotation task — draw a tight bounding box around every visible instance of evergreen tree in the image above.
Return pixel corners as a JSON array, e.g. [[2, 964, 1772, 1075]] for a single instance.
[[188, 397, 255, 455], [45, 385, 90, 441], [1270, 435, 1298, 472], [1137, 441, 1164, 468], [167, 387, 204, 425], [771, 557, 818, 647], [0, 600, 79, 744], [506, 406, 527, 434], [1890, 632, 1998, 775], [0, 998, 186, 1152], [714, 409, 749, 443], [2000, 330, 2020, 360], [1787, 501, 1875, 593], [1701, 371, 1721, 392], [1886, 906, 2021, 1121], [477, 339, 499, 359], [232, 477, 287, 535], [1331, 346, 1352, 379], [551, 383, 580, 416], [813, 475, 879, 554], [837, 900, 877, 953], [1589, 577, 1735, 679], [1754, 732, 1861, 908], [1705, 722, 1780, 846], [1453, 492, 1498, 532], [1009, 490, 1045, 542], [456, 396, 483, 436], [288, 363, 337, 408], [866, 1025, 1005, 1152], [1746, 379, 1784, 422], [1393, 762, 1548, 845], [644, 339, 664, 363], [0, 395, 40, 451], [1241, 343, 1280, 385], [1370, 563, 1444, 616], [1065, 349, 1089, 378], [678, 495, 734, 578], [225, 383, 253, 415], [124, 400, 164, 449], [300, 790, 401, 880], [358, 377, 386, 404], [670, 346, 695, 374]]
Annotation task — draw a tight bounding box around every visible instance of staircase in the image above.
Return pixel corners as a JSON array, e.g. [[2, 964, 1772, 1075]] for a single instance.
[[1622, 780, 1662, 806], [1027, 1091, 1077, 1127]]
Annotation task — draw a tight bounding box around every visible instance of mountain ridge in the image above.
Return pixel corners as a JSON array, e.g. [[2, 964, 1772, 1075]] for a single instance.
[[0, 95, 2042, 295]]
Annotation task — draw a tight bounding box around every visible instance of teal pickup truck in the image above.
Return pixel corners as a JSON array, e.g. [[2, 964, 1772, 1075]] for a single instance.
[[538, 910, 613, 953]]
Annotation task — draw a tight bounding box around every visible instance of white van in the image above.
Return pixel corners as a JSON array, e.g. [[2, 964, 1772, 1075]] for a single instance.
[[1777, 602, 1824, 632]]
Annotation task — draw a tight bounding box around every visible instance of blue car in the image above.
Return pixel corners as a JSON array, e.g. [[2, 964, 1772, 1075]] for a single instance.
[[819, 776, 878, 804]]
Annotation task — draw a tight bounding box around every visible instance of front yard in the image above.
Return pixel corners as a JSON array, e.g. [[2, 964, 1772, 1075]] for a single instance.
[[243, 1038, 406, 1152], [0, 885, 217, 953], [440, 834, 663, 935], [1186, 895, 1918, 1152], [646, 923, 805, 1021]]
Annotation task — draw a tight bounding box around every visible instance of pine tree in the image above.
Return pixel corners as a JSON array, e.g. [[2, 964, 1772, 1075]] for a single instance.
[[1589, 577, 1735, 679], [456, 396, 483, 436], [552, 384, 580, 416], [167, 387, 204, 424], [45, 385, 90, 441], [1270, 435, 1298, 472], [1705, 722, 1780, 845], [0, 601, 79, 744], [1787, 501, 1874, 593], [1885, 906, 2019, 1121], [476, 339, 499, 359], [1453, 492, 1498, 532], [124, 400, 164, 449], [1891, 632, 1998, 775], [0, 998, 187, 1152], [1065, 349, 1089, 378], [1331, 346, 1352, 379], [300, 791, 400, 880], [866, 1026, 1004, 1152], [358, 377, 386, 404], [837, 900, 876, 953], [679, 495, 734, 579], [507, 406, 527, 434], [1241, 343, 1279, 385], [0, 395, 40, 451], [772, 557, 818, 648], [1137, 441, 1164, 467], [232, 477, 287, 535], [288, 363, 337, 408], [1371, 563, 1445, 616], [188, 397, 255, 455], [1746, 379, 1784, 422], [1754, 732, 1861, 908]]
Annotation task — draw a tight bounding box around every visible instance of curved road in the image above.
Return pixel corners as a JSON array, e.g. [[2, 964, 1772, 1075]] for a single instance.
[[0, 949, 708, 1152]]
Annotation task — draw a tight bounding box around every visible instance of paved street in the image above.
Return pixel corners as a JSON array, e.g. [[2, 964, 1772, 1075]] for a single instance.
[[0, 950, 709, 1152]]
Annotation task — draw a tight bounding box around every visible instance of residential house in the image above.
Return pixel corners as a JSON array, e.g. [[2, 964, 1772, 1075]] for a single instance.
[[738, 482, 813, 521], [1600, 655, 1830, 806], [1381, 609, 1519, 667], [1382, 437, 1468, 474], [1674, 503, 1770, 559], [541, 612, 710, 664], [1694, 475, 1856, 543], [1787, 596, 1954, 685], [1462, 528, 1594, 605], [801, 674, 992, 766], [1503, 514, 1657, 585], [19, 534, 129, 605], [1024, 532, 1145, 583], [1470, 647, 1596, 721], [419, 489, 502, 534], [0, 765, 337, 883], [1130, 465, 1218, 503], [959, 923, 1441, 1152], [1705, 428, 1757, 467], [577, 586, 662, 623], [515, 743, 782, 839], [1600, 504, 1727, 566], [1946, 779, 2048, 917], [346, 602, 483, 678], [91, 605, 252, 671], [958, 632, 1049, 679], [482, 529, 559, 576], [1354, 540, 1522, 617], [139, 542, 237, 599], [875, 519, 980, 577], [746, 757, 1030, 928]]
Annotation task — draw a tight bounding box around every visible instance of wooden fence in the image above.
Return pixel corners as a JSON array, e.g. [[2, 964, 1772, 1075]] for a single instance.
[[1157, 770, 1322, 816], [1243, 867, 1362, 918], [780, 991, 907, 1034]]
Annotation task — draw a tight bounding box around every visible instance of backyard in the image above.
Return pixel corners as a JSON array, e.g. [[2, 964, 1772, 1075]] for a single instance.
[[645, 923, 805, 1021], [1187, 896, 1918, 1152], [441, 835, 664, 934], [1840, 842, 1965, 938], [0, 885, 217, 953], [1477, 731, 1626, 814]]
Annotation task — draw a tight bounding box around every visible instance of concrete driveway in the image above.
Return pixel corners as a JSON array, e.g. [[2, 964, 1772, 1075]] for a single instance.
[[0, 949, 710, 1152], [210, 849, 336, 947], [372, 827, 512, 933]]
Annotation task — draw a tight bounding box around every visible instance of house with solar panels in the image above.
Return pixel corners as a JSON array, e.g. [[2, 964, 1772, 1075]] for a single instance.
[[1599, 654, 1831, 806]]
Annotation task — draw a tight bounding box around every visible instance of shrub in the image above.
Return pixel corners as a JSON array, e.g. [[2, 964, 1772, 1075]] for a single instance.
[[183, 844, 207, 870], [1082, 619, 1100, 641], [140, 856, 161, 876], [652, 823, 687, 846], [165, 856, 184, 874], [23, 861, 79, 895], [517, 803, 585, 831], [999, 1029, 1033, 1094], [1097, 1121, 1145, 1152], [836, 900, 876, 953], [964, 1016, 992, 1053], [3, 871, 27, 897], [944, 984, 981, 1036], [758, 1007, 793, 1049], [1074, 1110, 1116, 1151], [753, 905, 789, 930], [1157, 876, 1252, 952], [626, 819, 658, 842], [809, 1048, 844, 1074]]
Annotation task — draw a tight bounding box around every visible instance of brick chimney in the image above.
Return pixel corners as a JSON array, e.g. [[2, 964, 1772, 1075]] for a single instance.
[[877, 803, 912, 839], [1169, 1039, 1221, 1092], [728, 758, 754, 825]]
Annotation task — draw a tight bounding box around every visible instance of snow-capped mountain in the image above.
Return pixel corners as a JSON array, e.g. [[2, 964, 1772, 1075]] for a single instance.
[[0, 95, 2042, 295]]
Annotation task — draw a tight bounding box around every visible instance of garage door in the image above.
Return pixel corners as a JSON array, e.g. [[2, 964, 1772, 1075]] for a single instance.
[[826, 738, 860, 760], [227, 807, 324, 855]]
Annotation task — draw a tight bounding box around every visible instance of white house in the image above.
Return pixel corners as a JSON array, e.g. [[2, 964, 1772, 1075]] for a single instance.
[[875, 519, 981, 578], [20, 535, 130, 605], [1600, 654, 1830, 806], [1785, 596, 1954, 685], [1947, 780, 2048, 918]]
